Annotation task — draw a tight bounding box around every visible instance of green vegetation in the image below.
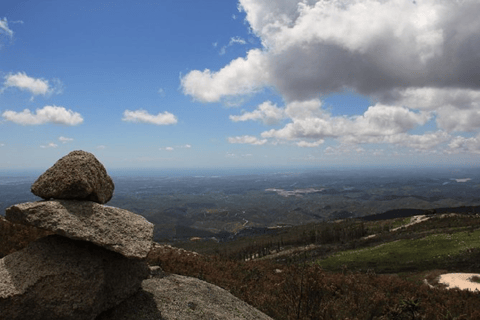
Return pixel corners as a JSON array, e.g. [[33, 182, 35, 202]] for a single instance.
[[162, 213, 480, 319], [470, 275, 480, 284], [391, 216, 412, 229], [316, 229, 480, 276]]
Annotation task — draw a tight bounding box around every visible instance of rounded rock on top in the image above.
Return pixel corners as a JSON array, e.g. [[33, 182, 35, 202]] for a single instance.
[[31, 150, 114, 204]]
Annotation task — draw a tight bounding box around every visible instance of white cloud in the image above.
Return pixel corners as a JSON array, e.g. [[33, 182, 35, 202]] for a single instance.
[[181, 0, 480, 156], [0, 17, 13, 38], [2, 72, 63, 97], [183, 0, 480, 102], [262, 101, 430, 141], [296, 140, 324, 147], [237, 0, 480, 101], [220, 36, 247, 55], [324, 144, 367, 156], [226, 152, 237, 158], [182, 144, 191, 148], [340, 130, 451, 150], [157, 88, 165, 96], [229, 101, 285, 125], [165, 147, 174, 151], [40, 142, 58, 148], [227, 135, 267, 145], [2, 106, 84, 125], [58, 136, 73, 143], [181, 49, 269, 102], [96, 145, 106, 150], [387, 131, 451, 150], [0, 143, 4, 147], [122, 109, 178, 125], [378, 87, 480, 133], [3, 72, 49, 95], [447, 134, 480, 154]]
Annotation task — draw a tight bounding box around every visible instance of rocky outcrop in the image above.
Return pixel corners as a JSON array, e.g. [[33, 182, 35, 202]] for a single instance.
[[0, 151, 153, 320], [97, 269, 274, 320], [1, 150, 272, 320], [6, 200, 153, 259], [31, 150, 114, 204], [0, 235, 149, 320]]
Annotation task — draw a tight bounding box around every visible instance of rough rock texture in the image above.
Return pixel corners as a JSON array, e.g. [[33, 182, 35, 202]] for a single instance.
[[96, 270, 274, 320], [0, 235, 150, 320], [31, 150, 114, 204], [6, 200, 154, 259]]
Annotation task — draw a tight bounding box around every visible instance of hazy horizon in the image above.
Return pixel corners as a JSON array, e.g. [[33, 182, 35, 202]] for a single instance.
[[0, 164, 478, 179]]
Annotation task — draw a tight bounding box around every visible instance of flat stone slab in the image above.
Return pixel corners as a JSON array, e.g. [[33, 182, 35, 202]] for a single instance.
[[6, 200, 154, 259], [31, 150, 115, 204]]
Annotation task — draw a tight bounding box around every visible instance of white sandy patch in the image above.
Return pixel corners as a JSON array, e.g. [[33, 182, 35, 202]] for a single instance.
[[436, 273, 480, 292]]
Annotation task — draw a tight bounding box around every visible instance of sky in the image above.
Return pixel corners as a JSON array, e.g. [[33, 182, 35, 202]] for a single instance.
[[1, 0, 480, 172]]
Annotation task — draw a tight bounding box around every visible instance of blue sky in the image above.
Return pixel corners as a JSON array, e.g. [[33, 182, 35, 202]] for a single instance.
[[1, 0, 480, 171]]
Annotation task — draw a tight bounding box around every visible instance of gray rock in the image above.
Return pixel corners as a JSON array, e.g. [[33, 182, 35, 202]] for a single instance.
[[97, 273, 274, 320], [6, 200, 154, 259], [0, 235, 150, 320], [31, 150, 114, 204]]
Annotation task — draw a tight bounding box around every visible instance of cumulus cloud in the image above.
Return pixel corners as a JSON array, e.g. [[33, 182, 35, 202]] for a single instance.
[[2, 106, 83, 125], [2, 72, 63, 96], [388, 131, 451, 150], [230, 101, 285, 125], [238, 0, 480, 100], [227, 135, 267, 145], [182, 0, 480, 156], [184, 0, 480, 102], [447, 134, 480, 154], [40, 142, 58, 148], [377, 87, 480, 133], [262, 99, 431, 140], [3, 72, 49, 95], [58, 136, 73, 143], [122, 109, 178, 125], [0, 17, 13, 38], [180, 49, 269, 102]]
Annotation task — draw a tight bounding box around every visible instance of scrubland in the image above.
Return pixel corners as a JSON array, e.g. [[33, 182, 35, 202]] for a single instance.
[[2, 213, 480, 319]]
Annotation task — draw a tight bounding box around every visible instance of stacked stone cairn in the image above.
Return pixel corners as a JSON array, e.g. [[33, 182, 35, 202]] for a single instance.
[[0, 150, 154, 320]]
